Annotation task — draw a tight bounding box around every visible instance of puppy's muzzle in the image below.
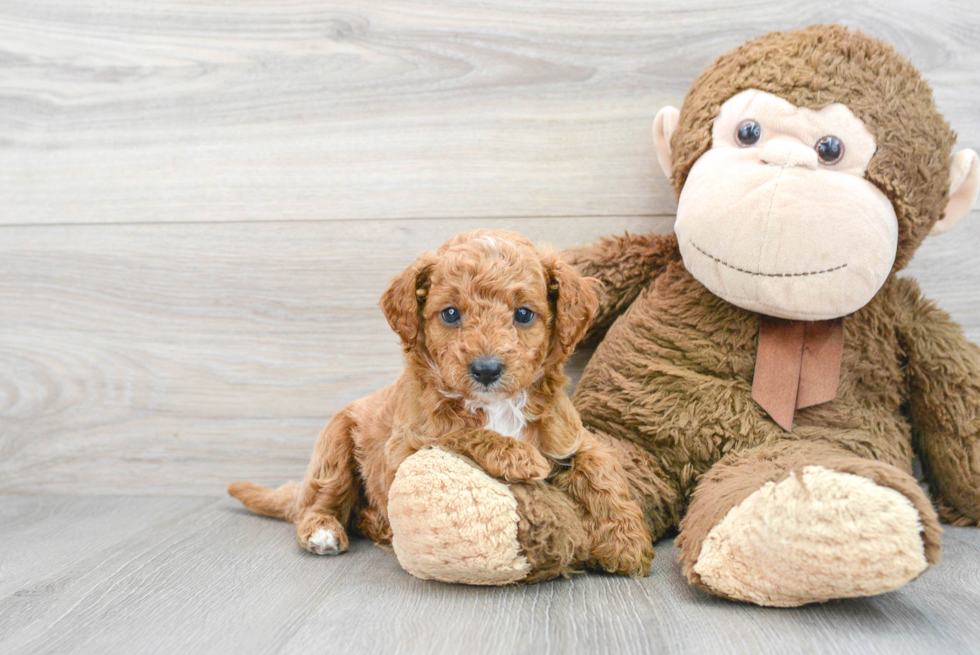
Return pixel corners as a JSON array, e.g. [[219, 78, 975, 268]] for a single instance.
[[469, 357, 504, 387]]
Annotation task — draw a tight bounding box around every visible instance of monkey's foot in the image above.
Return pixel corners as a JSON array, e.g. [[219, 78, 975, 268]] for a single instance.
[[387, 447, 590, 585], [692, 465, 929, 607], [388, 447, 532, 585]]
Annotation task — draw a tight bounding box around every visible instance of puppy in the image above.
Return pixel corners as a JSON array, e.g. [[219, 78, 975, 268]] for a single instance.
[[229, 229, 653, 576]]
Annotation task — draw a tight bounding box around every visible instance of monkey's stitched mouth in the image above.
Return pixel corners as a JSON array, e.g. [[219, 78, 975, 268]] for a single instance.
[[690, 241, 847, 278]]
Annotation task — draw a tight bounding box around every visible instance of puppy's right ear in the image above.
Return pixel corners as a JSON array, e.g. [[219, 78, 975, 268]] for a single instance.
[[380, 252, 438, 349], [541, 253, 600, 362]]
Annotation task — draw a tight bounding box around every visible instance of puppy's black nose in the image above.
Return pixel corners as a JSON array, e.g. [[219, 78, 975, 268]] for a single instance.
[[469, 357, 504, 386]]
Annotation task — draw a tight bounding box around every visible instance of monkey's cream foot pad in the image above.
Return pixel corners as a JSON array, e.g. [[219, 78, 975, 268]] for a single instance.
[[693, 465, 929, 607], [388, 447, 531, 585]]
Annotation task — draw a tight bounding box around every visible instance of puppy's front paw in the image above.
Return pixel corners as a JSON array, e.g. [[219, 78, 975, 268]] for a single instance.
[[590, 518, 654, 578], [478, 438, 552, 483]]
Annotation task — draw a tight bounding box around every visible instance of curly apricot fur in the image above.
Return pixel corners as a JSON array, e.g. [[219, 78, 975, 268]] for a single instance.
[[229, 229, 651, 577]]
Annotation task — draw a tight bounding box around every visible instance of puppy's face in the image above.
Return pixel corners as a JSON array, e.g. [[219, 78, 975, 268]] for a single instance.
[[423, 237, 552, 400], [381, 231, 598, 402]]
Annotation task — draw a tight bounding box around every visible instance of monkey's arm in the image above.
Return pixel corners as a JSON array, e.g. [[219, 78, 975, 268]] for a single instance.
[[563, 232, 680, 345], [898, 279, 980, 526]]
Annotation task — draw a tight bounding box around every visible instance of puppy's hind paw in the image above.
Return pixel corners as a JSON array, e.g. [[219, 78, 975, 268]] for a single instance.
[[308, 528, 344, 556], [297, 515, 349, 556]]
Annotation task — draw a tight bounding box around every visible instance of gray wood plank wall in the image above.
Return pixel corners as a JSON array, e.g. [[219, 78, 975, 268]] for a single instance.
[[2, 1, 980, 496]]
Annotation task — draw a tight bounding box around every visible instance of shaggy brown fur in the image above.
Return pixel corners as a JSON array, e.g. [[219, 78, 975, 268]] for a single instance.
[[229, 230, 654, 577], [568, 231, 980, 591], [554, 26, 980, 596], [510, 483, 592, 583]]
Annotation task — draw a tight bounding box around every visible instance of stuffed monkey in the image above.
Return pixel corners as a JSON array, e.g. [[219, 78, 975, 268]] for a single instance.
[[385, 25, 980, 606]]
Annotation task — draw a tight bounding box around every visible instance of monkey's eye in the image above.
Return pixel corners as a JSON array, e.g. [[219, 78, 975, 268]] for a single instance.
[[514, 307, 535, 325], [815, 135, 844, 165], [440, 307, 461, 325], [735, 119, 762, 146]]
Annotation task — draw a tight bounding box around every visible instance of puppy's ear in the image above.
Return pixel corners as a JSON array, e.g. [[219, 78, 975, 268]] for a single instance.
[[543, 253, 600, 360], [380, 252, 438, 349]]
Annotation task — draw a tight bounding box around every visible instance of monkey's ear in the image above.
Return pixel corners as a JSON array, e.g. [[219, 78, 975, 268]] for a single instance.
[[653, 106, 680, 179], [930, 149, 980, 236], [543, 254, 600, 362], [380, 252, 438, 349]]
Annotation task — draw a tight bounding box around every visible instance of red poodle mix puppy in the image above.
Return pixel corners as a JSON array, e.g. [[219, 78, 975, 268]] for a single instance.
[[229, 229, 653, 577]]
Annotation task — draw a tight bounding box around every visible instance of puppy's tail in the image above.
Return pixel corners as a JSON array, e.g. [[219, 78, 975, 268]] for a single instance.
[[227, 480, 302, 522]]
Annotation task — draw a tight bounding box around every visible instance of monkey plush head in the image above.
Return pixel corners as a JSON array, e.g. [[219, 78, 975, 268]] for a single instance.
[[653, 25, 980, 320]]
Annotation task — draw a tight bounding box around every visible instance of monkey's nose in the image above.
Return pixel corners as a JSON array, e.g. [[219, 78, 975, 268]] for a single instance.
[[759, 139, 818, 169], [469, 357, 504, 386]]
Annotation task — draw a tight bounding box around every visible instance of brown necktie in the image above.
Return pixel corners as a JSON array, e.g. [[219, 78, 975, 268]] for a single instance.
[[751, 315, 845, 431]]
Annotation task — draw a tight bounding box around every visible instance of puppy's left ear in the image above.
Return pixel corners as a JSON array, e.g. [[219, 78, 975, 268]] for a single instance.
[[380, 252, 438, 350], [543, 254, 600, 360]]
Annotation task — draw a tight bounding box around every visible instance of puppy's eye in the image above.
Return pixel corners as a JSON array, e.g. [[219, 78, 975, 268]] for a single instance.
[[815, 135, 844, 165], [736, 119, 762, 146], [440, 307, 461, 325], [514, 307, 535, 325]]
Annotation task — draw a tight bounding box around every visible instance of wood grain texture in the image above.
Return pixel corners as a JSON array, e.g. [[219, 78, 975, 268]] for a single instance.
[[2, 214, 978, 495], [2, 4, 979, 651], [1, 494, 979, 655], [0, 216, 666, 494], [1, 1, 979, 225]]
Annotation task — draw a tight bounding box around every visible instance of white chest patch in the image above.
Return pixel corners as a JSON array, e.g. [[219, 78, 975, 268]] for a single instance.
[[465, 390, 529, 440]]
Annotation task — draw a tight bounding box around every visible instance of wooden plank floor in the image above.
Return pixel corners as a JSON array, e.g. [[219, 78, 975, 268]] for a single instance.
[[3, 1, 980, 653], [1, 495, 979, 655]]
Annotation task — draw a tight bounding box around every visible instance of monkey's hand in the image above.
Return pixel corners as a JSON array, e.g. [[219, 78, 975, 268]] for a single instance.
[[563, 231, 680, 346], [900, 279, 980, 526]]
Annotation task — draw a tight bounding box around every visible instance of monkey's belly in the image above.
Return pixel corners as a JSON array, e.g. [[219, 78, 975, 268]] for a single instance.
[[573, 271, 914, 487]]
